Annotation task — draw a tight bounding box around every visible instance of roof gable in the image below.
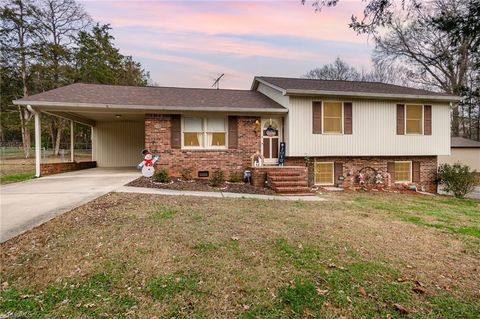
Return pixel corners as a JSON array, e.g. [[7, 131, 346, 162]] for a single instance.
[[253, 76, 460, 101]]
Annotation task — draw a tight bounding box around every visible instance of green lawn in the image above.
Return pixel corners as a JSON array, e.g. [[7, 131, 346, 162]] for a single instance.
[[1, 192, 479, 318], [351, 193, 480, 238], [0, 172, 35, 184]]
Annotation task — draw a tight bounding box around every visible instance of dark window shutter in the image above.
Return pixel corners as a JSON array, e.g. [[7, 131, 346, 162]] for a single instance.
[[228, 116, 238, 149], [424, 105, 432, 135], [397, 104, 405, 135], [171, 115, 181, 149], [344, 102, 352, 134], [387, 162, 395, 181], [412, 161, 421, 182], [334, 162, 343, 185], [312, 101, 322, 134]]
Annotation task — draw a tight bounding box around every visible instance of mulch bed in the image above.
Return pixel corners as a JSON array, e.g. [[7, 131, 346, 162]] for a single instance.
[[127, 177, 277, 195]]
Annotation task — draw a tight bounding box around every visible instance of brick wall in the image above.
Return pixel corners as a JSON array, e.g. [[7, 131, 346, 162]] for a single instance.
[[40, 161, 97, 176], [285, 156, 438, 193], [145, 114, 261, 178]]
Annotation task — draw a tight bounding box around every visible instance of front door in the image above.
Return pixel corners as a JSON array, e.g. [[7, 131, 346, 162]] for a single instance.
[[261, 118, 282, 165]]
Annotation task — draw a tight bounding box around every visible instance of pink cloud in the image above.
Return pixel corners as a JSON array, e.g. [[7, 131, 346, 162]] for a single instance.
[[119, 32, 327, 61], [85, 0, 367, 44]]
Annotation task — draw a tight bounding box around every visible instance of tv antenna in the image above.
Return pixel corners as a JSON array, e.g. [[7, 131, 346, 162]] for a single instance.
[[212, 73, 224, 90]]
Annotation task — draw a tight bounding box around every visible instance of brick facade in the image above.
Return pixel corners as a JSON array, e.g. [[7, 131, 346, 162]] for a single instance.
[[145, 114, 261, 178], [285, 156, 438, 193], [144, 114, 438, 193], [40, 161, 97, 176]]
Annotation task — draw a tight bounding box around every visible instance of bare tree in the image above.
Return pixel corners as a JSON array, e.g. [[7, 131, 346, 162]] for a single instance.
[[304, 57, 361, 80], [373, 0, 476, 136], [34, 0, 91, 155], [302, 0, 423, 33], [304, 57, 410, 86], [0, 0, 39, 157], [35, 0, 91, 85]]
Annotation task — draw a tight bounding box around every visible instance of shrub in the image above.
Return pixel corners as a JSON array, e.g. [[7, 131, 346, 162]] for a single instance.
[[228, 171, 243, 183], [181, 168, 193, 181], [153, 168, 171, 183], [437, 163, 476, 198], [209, 169, 224, 187]]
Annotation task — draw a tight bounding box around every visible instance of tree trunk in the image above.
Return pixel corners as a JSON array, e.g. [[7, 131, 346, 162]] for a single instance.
[[50, 118, 65, 156], [18, 0, 32, 158], [54, 123, 62, 156], [18, 106, 32, 158]]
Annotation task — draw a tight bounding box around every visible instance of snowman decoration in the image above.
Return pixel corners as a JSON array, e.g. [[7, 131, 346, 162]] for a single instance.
[[137, 149, 159, 177]]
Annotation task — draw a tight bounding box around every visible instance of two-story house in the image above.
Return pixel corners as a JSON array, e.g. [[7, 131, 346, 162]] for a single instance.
[[14, 76, 459, 193]]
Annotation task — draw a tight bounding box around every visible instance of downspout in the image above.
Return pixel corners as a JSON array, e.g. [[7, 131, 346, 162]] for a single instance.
[[27, 105, 41, 177]]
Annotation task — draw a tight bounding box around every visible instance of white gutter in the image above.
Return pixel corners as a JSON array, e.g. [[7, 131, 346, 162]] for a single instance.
[[14, 100, 288, 113]]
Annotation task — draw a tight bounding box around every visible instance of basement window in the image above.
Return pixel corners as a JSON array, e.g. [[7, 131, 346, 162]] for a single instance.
[[394, 161, 412, 183], [315, 161, 334, 185]]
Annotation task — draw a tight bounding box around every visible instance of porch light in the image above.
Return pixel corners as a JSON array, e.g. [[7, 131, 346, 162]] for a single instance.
[[115, 114, 122, 119], [254, 119, 261, 135]]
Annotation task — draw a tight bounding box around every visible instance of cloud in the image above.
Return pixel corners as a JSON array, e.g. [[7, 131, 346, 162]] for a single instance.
[[85, 0, 367, 43], [81, 0, 373, 88]]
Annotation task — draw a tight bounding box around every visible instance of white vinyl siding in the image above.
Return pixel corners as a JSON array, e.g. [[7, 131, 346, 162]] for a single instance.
[[92, 121, 145, 167], [286, 97, 451, 157]]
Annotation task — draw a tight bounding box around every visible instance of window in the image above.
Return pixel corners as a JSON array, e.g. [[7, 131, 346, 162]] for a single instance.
[[394, 161, 412, 182], [323, 101, 343, 133], [406, 104, 423, 134], [183, 117, 203, 147], [206, 117, 226, 147], [315, 162, 334, 185], [182, 117, 227, 149]]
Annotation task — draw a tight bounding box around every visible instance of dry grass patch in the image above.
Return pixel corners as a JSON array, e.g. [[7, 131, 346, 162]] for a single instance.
[[1, 192, 479, 318]]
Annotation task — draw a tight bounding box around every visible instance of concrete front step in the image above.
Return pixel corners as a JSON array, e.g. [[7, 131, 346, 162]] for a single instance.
[[274, 186, 312, 194], [269, 175, 307, 182], [268, 171, 307, 177], [270, 181, 308, 188]]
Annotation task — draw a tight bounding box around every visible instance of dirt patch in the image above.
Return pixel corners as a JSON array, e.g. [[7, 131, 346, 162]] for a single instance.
[[127, 176, 276, 195]]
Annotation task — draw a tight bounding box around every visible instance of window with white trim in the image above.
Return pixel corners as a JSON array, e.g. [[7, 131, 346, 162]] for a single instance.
[[315, 161, 334, 185], [323, 101, 343, 134], [394, 161, 412, 183], [182, 117, 227, 149]]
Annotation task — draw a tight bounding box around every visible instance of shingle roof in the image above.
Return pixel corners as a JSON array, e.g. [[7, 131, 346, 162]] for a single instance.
[[256, 76, 457, 99], [451, 137, 480, 148], [15, 83, 286, 112]]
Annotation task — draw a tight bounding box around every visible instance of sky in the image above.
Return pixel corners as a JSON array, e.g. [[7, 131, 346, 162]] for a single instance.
[[80, 0, 375, 89]]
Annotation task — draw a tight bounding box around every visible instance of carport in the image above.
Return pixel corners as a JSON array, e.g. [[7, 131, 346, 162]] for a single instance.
[[20, 106, 145, 176], [14, 85, 148, 177]]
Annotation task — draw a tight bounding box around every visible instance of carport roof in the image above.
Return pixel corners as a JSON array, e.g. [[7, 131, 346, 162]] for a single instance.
[[13, 83, 287, 113]]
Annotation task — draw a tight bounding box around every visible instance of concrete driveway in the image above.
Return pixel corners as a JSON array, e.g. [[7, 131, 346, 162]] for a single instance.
[[0, 168, 140, 242]]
